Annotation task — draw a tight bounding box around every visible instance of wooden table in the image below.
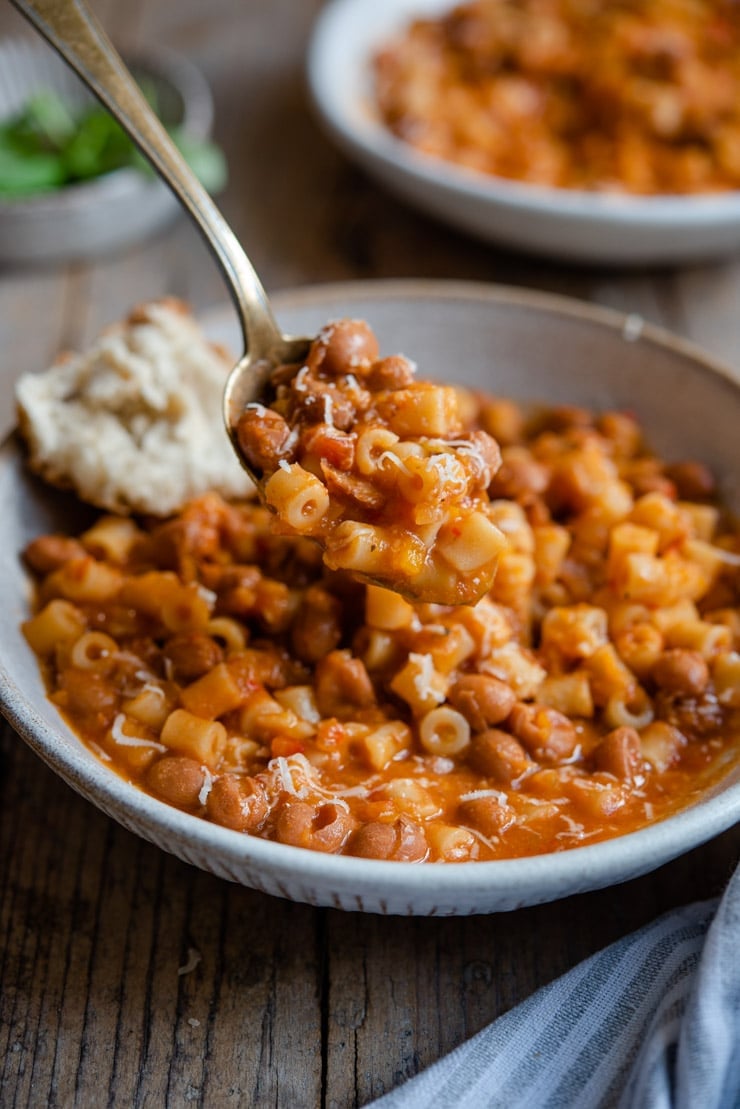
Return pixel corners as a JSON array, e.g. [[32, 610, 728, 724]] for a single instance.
[[1, 2, 739, 1105]]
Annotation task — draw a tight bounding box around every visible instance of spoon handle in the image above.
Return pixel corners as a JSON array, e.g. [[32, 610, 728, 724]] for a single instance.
[[9, 0, 282, 356]]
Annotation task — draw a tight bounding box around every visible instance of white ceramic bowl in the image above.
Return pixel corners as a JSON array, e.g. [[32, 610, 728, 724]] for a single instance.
[[307, 0, 740, 265], [1, 280, 739, 915], [0, 38, 215, 265]]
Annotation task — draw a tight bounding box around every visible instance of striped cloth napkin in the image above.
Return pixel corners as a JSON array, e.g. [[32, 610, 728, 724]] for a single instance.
[[370, 865, 740, 1109]]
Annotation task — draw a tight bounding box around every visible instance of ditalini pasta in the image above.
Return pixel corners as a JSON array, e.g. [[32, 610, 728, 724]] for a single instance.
[[236, 319, 507, 605], [22, 392, 740, 863]]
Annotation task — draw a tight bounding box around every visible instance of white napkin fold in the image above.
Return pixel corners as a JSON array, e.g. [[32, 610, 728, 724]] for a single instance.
[[369, 865, 740, 1109]]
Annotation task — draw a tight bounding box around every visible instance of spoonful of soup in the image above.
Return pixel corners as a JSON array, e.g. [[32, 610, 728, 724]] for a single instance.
[[11, 0, 506, 605]]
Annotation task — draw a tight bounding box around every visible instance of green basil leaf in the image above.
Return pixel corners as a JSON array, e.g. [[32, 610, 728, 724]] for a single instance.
[[62, 108, 131, 179], [0, 145, 66, 195], [13, 91, 77, 151], [0, 85, 229, 197]]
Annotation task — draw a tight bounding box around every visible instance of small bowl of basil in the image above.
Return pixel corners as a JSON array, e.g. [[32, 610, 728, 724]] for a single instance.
[[0, 37, 226, 265]]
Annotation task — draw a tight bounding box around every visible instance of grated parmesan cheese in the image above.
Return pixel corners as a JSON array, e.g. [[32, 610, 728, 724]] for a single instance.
[[195, 585, 217, 608], [198, 767, 214, 807], [409, 652, 446, 705], [378, 450, 407, 472], [110, 713, 167, 752], [140, 682, 165, 700], [273, 755, 298, 794], [459, 787, 508, 805], [292, 366, 310, 392], [263, 753, 351, 810], [89, 741, 112, 762]]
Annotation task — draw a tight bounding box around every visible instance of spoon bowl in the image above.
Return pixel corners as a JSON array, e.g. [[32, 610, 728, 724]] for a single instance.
[[221, 337, 311, 484]]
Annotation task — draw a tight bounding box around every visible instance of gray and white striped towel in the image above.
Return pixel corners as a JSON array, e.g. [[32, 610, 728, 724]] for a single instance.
[[370, 865, 740, 1109]]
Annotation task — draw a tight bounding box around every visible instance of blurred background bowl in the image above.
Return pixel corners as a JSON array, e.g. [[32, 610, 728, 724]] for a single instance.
[[0, 37, 214, 266], [308, 0, 740, 266]]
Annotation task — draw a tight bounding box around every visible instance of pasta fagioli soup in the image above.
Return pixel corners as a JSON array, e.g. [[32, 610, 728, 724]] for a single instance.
[[22, 368, 740, 862], [237, 318, 506, 605]]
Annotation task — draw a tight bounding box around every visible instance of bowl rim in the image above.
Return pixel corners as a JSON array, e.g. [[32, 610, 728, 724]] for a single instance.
[[307, 0, 740, 225], [2, 277, 739, 909], [0, 40, 214, 214]]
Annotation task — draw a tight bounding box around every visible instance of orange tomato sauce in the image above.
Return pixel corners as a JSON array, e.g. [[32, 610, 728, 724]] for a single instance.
[[22, 383, 740, 862]]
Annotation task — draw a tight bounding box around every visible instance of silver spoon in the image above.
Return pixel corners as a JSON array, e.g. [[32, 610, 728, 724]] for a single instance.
[[9, 0, 310, 480], [10, 0, 504, 607]]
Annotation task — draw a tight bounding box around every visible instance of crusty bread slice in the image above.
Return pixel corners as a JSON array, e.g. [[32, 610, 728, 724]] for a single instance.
[[16, 298, 254, 515]]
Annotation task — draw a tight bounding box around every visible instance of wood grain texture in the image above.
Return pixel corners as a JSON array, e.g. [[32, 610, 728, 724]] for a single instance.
[[1, 1, 739, 1106]]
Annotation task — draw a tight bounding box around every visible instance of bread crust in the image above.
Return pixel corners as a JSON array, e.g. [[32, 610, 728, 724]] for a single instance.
[[15, 299, 253, 516]]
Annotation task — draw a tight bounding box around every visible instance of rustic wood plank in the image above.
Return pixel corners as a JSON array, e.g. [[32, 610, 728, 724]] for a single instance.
[[0, 269, 72, 437], [668, 257, 740, 367]]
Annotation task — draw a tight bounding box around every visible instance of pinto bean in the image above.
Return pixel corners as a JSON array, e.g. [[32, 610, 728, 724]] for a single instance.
[[469, 728, 534, 783], [457, 795, 512, 837], [665, 460, 716, 500], [291, 586, 343, 663], [626, 460, 677, 500], [447, 675, 516, 731], [301, 424, 355, 470], [24, 535, 87, 574], [349, 815, 428, 861], [314, 650, 376, 718], [508, 703, 579, 762], [163, 632, 224, 682], [300, 386, 356, 430], [320, 460, 384, 511], [236, 407, 292, 472], [597, 412, 641, 456], [654, 689, 724, 739], [466, 430, 502, 489], [593, 727, 643, 783], [214, 566, 262, 619], [275, 800, 353, 853], [652, 649, 710, 696], [479, 397, 524, 446], [61, 669, 119, 728], [227, 646, 295, 691], [536, 405, 592, 433], [318, 319, 379, 376], [366, 355, 415, 391], [206, 774, 270, 832], [140, 519, 210, 577], [146, 756, 205, 808], [252, 579, 297, 634], [488, 451, 548, 500]]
